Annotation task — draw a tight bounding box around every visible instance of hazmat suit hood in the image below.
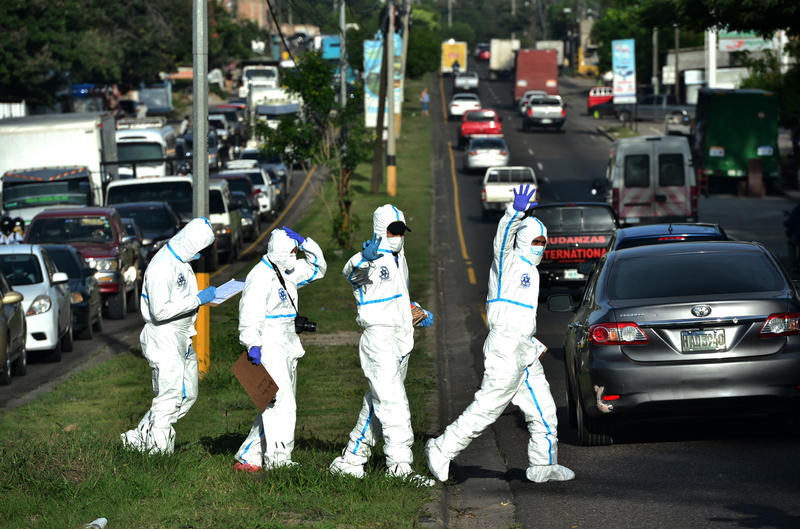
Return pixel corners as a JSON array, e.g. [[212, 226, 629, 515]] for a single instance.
[[373, 204, 410, 238], [167, 217, 216, 262], [516, 216, 547, 251], [267, 228, 297, 273]]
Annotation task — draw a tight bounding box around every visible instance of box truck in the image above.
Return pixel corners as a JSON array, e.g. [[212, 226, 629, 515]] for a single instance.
[[489, 38, 521, 80], [513, 49, 559, 102], [441, 40, 467, 75]]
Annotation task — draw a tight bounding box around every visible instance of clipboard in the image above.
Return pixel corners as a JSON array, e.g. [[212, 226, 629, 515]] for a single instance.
[[232, 351, 279, 412], [209, 279, 245, 306]]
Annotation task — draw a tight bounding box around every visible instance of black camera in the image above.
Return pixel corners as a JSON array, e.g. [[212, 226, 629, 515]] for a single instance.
[[294, 316, 317, 334]]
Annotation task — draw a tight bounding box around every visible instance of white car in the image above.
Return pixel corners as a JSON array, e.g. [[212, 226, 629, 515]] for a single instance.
[[453, 71, 479, 91], [464, 137, 510, 172], [0, 245, 72, 362], [449, 93, 481, 121], [220, 160, 278, 220], [518, 90, 548, 115]]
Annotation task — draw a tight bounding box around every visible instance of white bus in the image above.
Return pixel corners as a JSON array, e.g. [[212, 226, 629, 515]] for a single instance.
[[115, 117, 177, 178]]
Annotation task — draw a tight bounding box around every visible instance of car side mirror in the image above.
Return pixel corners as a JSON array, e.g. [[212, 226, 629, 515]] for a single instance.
[[52, 272, 69, 285], [2, 291, 23, 305], [547, 294, 575, 313], [84, 267, 97, 276]]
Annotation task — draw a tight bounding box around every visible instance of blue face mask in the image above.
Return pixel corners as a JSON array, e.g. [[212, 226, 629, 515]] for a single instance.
[[189, 253, 201, 261], [530, 245, 544, 265]]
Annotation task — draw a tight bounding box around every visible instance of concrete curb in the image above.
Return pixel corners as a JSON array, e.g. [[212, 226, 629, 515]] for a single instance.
[[595, 126, 616, 143]]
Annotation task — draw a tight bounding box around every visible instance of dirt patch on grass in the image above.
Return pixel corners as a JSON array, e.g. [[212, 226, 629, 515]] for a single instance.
[[299, 331, 361, 347]]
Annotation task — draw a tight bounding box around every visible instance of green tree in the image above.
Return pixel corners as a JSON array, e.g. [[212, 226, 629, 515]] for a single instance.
[[257, 52, 370, 248]]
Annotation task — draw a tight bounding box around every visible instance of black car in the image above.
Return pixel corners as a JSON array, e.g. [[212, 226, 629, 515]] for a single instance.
[[112, 202, 182, 265], [549, 241, 800, 446], [231, 190, 261, 242], [528, 203, 619, 288], [0, 271, 26, 385], [607, 223, 729, 251], [42, 244, 102, 340]]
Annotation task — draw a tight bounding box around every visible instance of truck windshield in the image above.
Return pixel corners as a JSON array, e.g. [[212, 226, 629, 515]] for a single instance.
[[3, 179, 90, 210], [245, 69, 277, 81], [107, 182, 193, 220], [28, 216, 114, 244], [533, 207, 616, 232], [117, 142, 164, 163]]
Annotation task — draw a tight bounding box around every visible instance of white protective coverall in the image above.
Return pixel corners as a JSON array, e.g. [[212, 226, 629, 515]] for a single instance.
[[426, 204, 574, 483], [330, 204, 427, 482], [235, 229, 326, 468], [121, 217, 215, 454]]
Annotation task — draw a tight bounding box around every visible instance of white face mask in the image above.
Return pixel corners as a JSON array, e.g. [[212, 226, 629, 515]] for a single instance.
[[387, 236, 404, 253], [530, 245, 545, 266], [275, 254, 296, 274]]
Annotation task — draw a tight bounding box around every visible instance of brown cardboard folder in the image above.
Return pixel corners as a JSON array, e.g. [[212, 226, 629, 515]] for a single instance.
[[232, 351, 279, 412]]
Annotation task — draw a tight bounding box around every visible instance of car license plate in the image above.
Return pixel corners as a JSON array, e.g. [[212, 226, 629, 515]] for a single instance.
[[541, 118, 552, 124], [681, 329, 726, 352], [564, 269, 583, 280]]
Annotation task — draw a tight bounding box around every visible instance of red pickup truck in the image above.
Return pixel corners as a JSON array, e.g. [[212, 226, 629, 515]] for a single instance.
[[458, 109, 502, 149]]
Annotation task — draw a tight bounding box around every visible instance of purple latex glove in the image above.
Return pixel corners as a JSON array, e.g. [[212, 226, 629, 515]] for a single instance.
[[512, 184, 536, 212], [282, 226, 305, 246]]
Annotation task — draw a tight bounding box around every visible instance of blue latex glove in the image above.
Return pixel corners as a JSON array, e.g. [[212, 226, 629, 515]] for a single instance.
[[282, 226, 305, 246], [512, 184, 536, 212], [247, 346, 262, 365], [419, 309, 434, 327], [361, 233, 383, 262], [196, 286, 217, 305]]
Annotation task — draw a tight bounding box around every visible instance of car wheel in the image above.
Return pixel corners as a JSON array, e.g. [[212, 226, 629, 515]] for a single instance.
[[12, 345, 26, 377], [47, 338, 62, 363], [107, 289, 127, 320], [60, 320, 74, 353], [575, 390, 613, 446], [127, 280, 140, 313], [0, 341, 12, 385], [565, 364, 577, 429]]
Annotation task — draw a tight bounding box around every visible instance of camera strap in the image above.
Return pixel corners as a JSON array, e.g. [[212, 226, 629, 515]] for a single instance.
[[268, 259, 298, 313]]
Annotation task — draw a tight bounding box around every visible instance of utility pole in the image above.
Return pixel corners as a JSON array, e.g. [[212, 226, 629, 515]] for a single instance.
[[674, 25, 680, 104], [448, 0, 452, 28], [370, 16, 389, 194], [706, 28, 717, 88], [652, 27, 659, 95], [511, 0, 516, 40], [386, 0, 397, 197], [397, 0, 410, 138], [192, 0, 210, 376], [339, 0, 347, 108]]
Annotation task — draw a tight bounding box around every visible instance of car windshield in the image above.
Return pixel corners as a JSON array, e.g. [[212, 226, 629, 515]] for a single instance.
[[607, 251, 785, 299], [532, 98, 562, 106], [231, 191, 253, 213], [453, 95, 478, 102], [470, 138, 506, 149], [209, 118, 226, 130], [210, 190, 225, 215], [465, 111, 496, 122], [28, 216, 114, 244], [117, 142, 164, 163], [0, 254, 43, 285], [217, 178, 250, 195], [114, 207, 174, 238], [486, 168, 535, 184], [107, 182, 193, 219], [47, 249, 81, 278], [533, 207, 616, 232]]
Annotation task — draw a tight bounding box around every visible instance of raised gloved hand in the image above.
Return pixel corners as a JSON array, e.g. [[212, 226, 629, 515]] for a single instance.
[[512, 184, 536, 212], [361, 233, 383, 262], [247, 346, 262, 365], [419, 309, 434, 327], [282, 226, 305, 246], [196, 286, 217, 305]]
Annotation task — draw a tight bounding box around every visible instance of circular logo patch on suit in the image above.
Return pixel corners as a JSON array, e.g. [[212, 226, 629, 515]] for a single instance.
[[177, 274, 186, 287], [278, 288, 287, 301], [520, 273, 531, 288], [379, 266, 390, 281]]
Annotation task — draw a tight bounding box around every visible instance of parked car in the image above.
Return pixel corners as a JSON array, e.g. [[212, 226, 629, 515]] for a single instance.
[[209, 179, 243, 263], [458, 109, 502, 149], [216, 162, 277, 220], [25, 208, 140, 320], [474, 42, 490, 61], [607, 223, 729, 252], [0, 245, 71, 362], [518, 90, 548, 115], [549, 240, 800, 446], [0, 271, 26, 385], [238, 149, 291, 205], [464, 137, 510, 172], [119, 218, 146, 276], [42, 244, 102, 340], [449, 93, 481, 121], [111, 202, 182, 265], [615, 93, 695, 123], [523, 95, 566, 131], [453, 71, 479, 91], [231, 190, 261, 242]]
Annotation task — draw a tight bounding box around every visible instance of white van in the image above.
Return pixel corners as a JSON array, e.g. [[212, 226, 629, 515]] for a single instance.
[[594, 135, 697, 227], [116, 117, 177, 178]]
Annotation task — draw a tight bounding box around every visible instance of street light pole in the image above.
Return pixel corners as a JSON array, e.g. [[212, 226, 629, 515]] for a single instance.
[[386, 0, 397, 197]]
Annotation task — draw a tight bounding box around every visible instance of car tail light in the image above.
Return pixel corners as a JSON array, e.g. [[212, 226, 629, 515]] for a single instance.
[[499, 150, 508, 155], [690, 184, 698, 218], [469, 150, 477, 156], [481, 187, 487, 202], [589, 322, 649, 345], [527, 107, 533, 117], [253, 189, 261, 195], [657, 236, 686, 241], [561, 108, 566, 117], [760, 313, 800, 337]]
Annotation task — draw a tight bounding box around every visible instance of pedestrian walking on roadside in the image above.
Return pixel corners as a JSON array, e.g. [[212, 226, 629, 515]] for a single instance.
[[425, 184, 575, 484], [420, 88, 430, 116], [121, 217, 217, 455], [233, 226, 327, 472], [329, 204, 435, 486]]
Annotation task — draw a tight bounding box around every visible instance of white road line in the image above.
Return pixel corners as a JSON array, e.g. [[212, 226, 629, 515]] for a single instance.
[[528, 148, 535, 156], [537, 162, 544, 171]]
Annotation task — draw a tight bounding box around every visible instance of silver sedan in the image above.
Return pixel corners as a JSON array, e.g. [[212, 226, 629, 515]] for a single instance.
[[463, 137, 509, 172]]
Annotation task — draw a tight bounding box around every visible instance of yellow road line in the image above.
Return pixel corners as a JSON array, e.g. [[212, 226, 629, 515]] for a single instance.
[[447, 141, 476, 285], [481, 306, 487, 327], [211, 165, 317, 279], [439, 75, 448, 122]]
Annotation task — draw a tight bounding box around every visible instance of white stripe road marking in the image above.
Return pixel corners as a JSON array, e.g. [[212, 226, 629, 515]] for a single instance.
[[537, 162, 544, 171], [528, 148, 535, 156]]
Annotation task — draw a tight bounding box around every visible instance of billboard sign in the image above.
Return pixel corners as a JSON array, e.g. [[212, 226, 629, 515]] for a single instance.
[[612, 39, 636, 104], [363, 33, 403, 128]]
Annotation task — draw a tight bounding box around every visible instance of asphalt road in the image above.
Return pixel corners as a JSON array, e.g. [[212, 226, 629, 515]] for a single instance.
[[429, 60, 799, 529], [0, 164, 326, 411]]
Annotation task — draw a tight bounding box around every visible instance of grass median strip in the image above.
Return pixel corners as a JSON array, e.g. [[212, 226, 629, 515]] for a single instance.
[[0, 75, 436, 529]]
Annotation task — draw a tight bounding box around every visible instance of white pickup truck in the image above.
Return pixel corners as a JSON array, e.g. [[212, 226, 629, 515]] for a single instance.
[[523, 95, 565, 131], [480, 166, 539, 219], [453, 71, 479, 91]]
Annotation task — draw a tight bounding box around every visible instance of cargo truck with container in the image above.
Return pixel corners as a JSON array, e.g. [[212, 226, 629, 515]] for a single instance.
[[488, 38, 520, 80], [513, 49, 559, 102], [441, 40, 468, 75], [0, 112, 118, 223]]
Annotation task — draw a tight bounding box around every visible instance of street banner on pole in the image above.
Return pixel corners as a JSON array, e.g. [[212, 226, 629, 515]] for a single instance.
[[364, 33, 403, 128], [612, 39, 636, 104]]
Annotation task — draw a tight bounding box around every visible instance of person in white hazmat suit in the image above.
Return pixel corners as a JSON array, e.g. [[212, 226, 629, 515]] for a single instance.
[[121, 217, 217, 455], [425, 185, 575, 483], [329, 204, 435, 486], [233, 226, 327, 471]]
